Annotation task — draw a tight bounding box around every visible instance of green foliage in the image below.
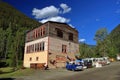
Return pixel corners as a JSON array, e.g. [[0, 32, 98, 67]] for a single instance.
[[0, 28, 6, 58], [105, 24, 120, 58], [108, 24, 120, 53], [79, 43, 96, 58], [94, 28, 108, 57], [94, 28, 108, 44], [0, 1, 42, 67], [94, 25, 120, 58]]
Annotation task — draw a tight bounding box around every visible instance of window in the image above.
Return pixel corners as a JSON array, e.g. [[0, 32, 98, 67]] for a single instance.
[[69, 33, 73, 41], [36, 57, 39, 61], [35, 30, 37, 38], [62, 45, 67, 53], [26, 46, 28, 53], [41, 42, 45, 51], [40, 28, 42, 36], [32, 44, 34, 52], [35, 44, 37, 52], [56, 28, 63, 38], [37, 43, 39, 51], [38, 27, 45, 37], [36, 29, 38, 38], [43, 27, 45, 35], [29, 45, 32, 53], [39, 43, 41, 51], [30, 27, 45, 39], [38, 29, 40, 37], [29, 57, 32, 61], [33, 31, 35, 39], [26, 42, 45, 53], [28, 46, 30, 53]]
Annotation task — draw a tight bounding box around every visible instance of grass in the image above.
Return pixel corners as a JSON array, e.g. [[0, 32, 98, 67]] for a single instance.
[[0, 67, 35, 78], [0, 67, 13, 73]]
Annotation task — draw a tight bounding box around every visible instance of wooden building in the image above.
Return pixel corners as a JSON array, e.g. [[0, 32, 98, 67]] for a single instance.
[[23, 21, 79, 69]]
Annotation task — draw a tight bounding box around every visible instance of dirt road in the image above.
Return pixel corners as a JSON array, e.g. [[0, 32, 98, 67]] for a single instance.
[[55, 61, 120, 80], [16, 61, 120, 80]]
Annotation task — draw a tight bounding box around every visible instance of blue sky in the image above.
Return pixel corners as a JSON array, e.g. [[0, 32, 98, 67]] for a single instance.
[[3, 0, 120, 45]]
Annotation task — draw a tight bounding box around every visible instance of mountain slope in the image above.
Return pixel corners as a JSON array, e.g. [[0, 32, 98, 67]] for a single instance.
[[0, 1, 42, 67], [0, 1, 42, 30]]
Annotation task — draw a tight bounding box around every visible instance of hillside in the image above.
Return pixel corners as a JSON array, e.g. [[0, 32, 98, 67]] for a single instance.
[[109, 24, 120, 53], [0, 1, 42, 67], [0, 1, 42, 30]]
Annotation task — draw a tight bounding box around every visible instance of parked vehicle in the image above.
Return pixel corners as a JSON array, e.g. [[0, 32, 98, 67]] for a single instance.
[[103, 57, 110, 65], [83, 58, 95, 68], [117, 54, 120, 61], [66, 60, 83, 71], [83, 60, 93, 68]]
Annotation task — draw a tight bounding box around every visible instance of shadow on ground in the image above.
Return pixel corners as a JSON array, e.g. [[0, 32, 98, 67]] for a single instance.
[[0, 78, 15, 80], [0, 78, 24, 80]]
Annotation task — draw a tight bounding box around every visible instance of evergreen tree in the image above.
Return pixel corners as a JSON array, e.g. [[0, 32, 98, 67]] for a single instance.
[[0, 28, 6, 58], [0, 1, 42, 68]]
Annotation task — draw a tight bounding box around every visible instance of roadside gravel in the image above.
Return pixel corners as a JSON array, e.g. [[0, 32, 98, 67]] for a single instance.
[[15, 62, 120, 80]]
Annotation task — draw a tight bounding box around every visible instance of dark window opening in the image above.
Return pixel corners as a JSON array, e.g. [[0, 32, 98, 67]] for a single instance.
[[56, 28, 63, 38], [39, 43, 41, 51], [36, 57, 39, 61], [41, 42, 45, 51], [69, 33, 73, 41], [36, 43, 39, 51], [35, 44, 37, 52], [29, 57, 32, 61]]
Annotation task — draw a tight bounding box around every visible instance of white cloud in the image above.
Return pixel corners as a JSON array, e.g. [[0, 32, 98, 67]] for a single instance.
[[32, 6, 59, 19], [32, 3, 71, 23], [79, 39, 86, 42], [40, 16, 70, 23], [60, 3, 71, 14]]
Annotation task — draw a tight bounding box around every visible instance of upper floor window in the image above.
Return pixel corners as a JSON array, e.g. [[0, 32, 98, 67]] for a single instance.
[[56, 28, 63, 38], [69, 33, 73, 41], [43, 27, 45, 35], [26, 26, 46, 41]]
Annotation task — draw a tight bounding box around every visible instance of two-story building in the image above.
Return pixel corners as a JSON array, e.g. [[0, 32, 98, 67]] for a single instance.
[[23, 21, 79, 69]]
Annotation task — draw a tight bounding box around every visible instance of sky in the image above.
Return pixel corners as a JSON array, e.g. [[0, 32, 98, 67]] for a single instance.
[[3, 0, 120, 45]]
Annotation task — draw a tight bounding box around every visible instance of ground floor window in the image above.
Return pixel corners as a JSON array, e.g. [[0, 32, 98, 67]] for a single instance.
[[62, 45, 67, 53], [29, 57, 32, 61]]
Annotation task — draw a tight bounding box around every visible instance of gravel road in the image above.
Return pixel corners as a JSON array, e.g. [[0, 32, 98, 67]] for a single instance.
[[12, 61, 120, 80]]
